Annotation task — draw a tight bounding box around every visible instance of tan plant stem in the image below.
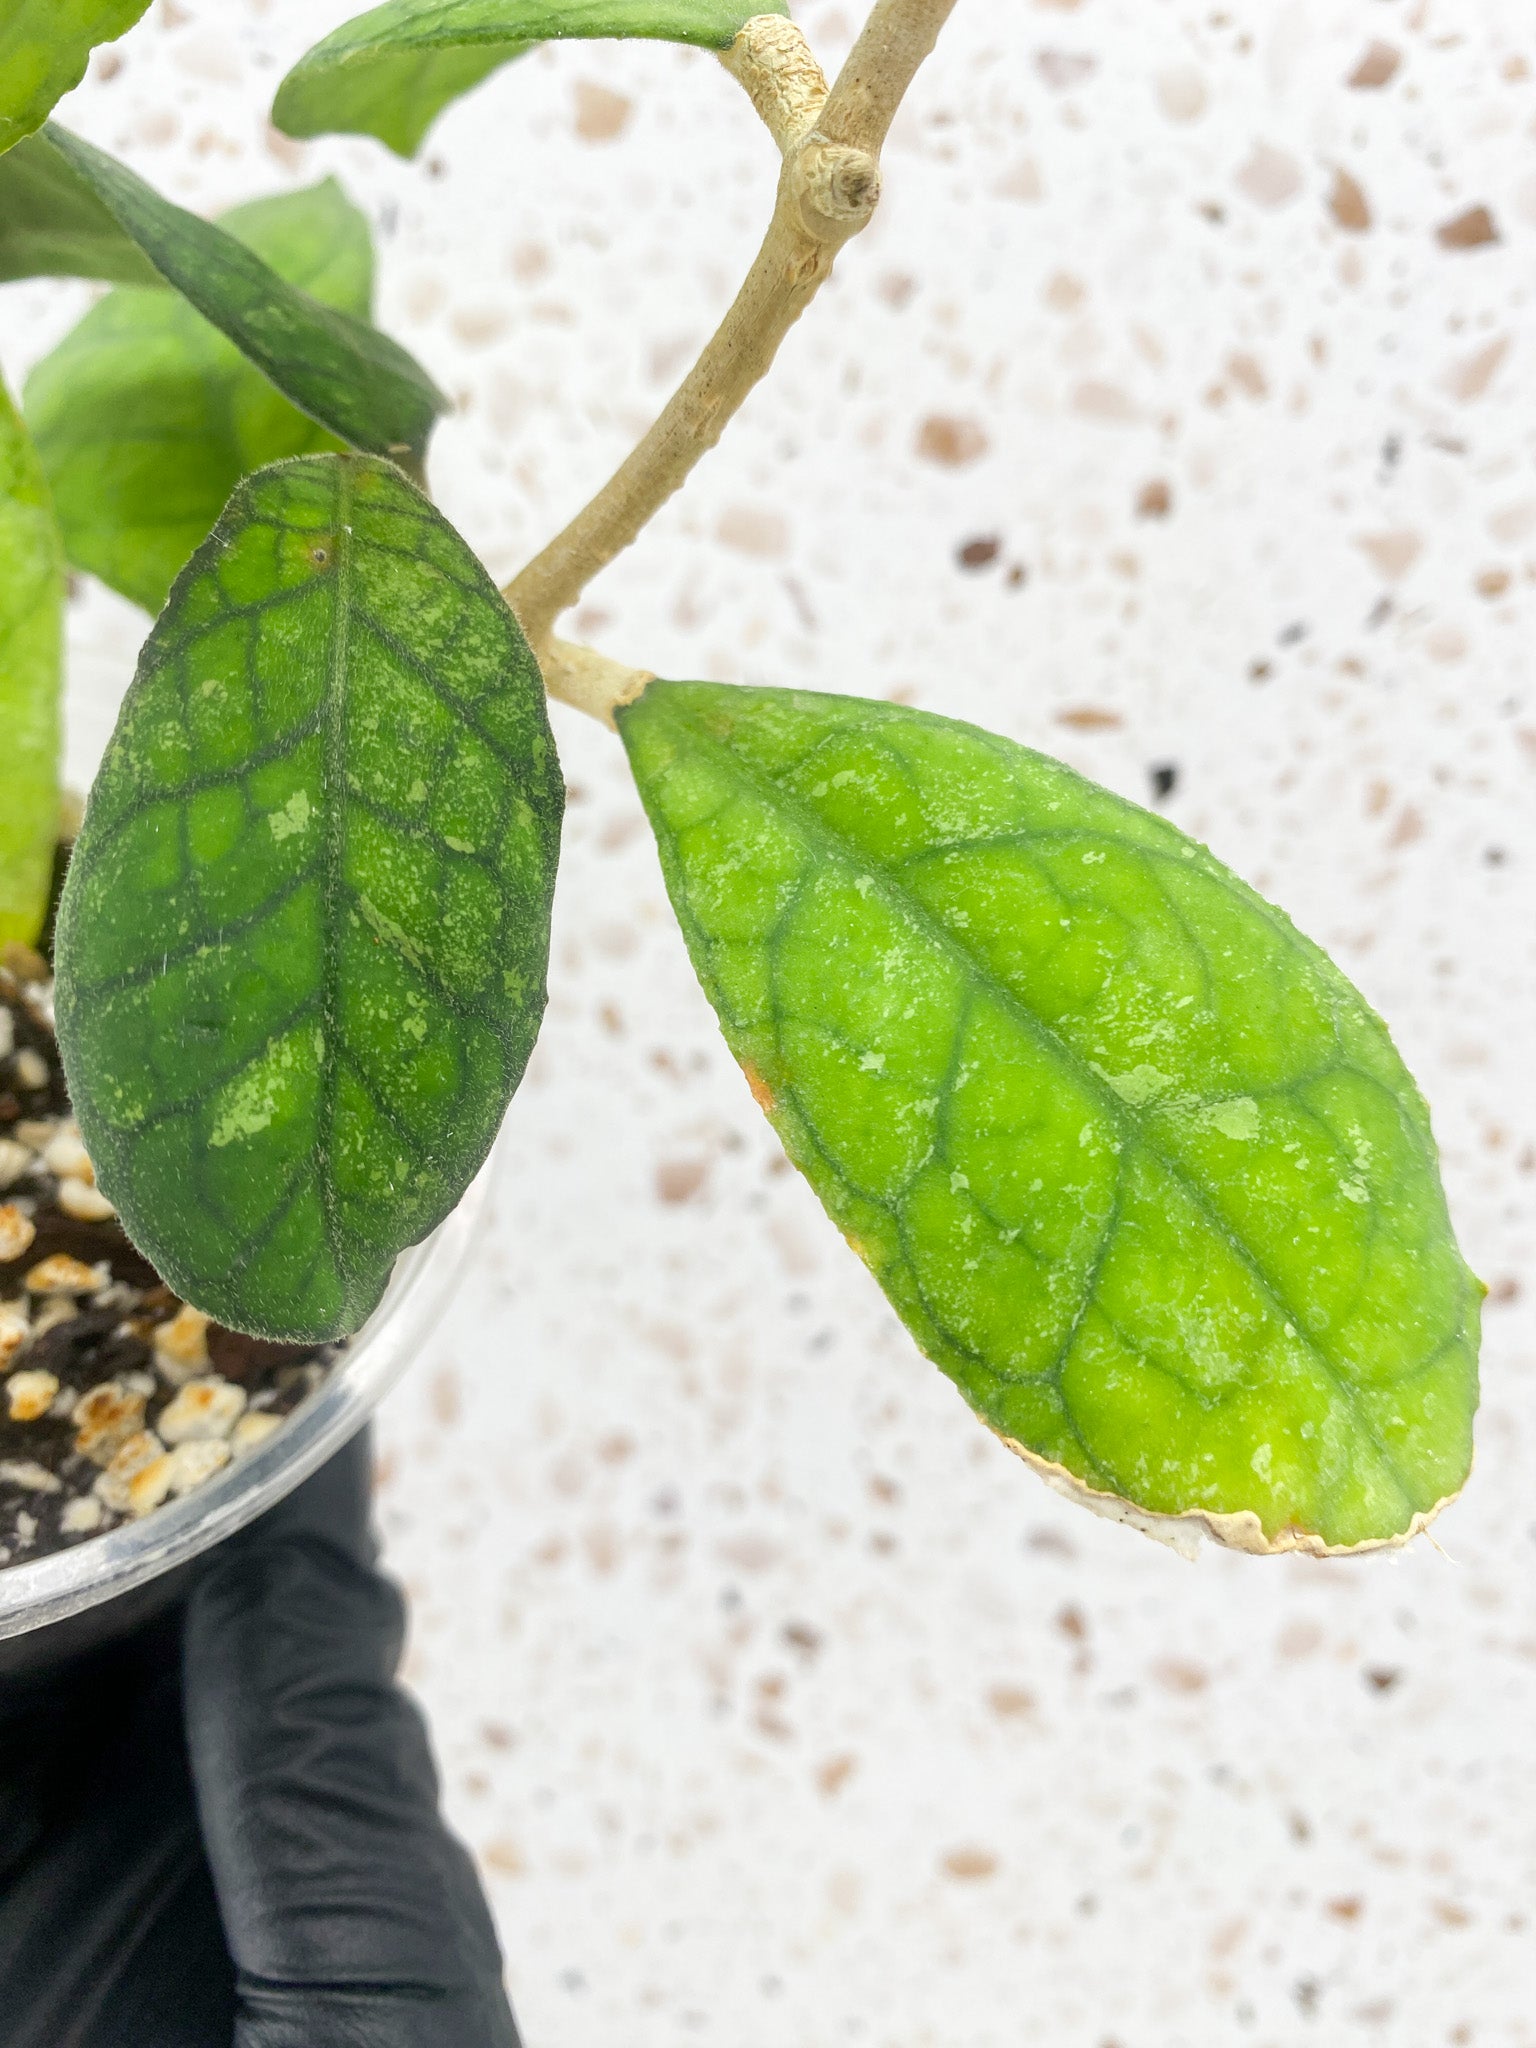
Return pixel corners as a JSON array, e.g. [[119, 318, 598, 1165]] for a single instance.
[[507, 0, 959, 719], [719, 14, 830, 153], [540, 639, 652, 729]]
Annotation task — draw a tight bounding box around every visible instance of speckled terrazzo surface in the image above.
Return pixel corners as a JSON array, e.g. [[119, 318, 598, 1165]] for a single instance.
[[3, 3, 1534, 2042]]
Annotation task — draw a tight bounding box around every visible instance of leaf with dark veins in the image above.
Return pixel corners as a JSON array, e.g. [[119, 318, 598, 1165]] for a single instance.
[[27, 176, 377, 614], [620, 682, 1480, 1554], [41, 124, 446, 470], [55, 454, 563, 1340]]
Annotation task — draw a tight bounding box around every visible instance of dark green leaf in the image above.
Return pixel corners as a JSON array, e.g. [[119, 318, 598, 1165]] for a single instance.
[[0, 1, 151, 153], [0, 130, 162, 284], [56, 454, 563, 1341], [272, 0, 789, 159], [620, 682, 1480, 1554], [0, 375, 64, 947], [27, 178, 376, 614], [41, 124, 446, 469]]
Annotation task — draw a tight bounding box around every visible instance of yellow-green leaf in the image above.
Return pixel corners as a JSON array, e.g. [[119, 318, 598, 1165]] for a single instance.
[[620, 681, 1481, 1555], [0, 1, 151, 154]]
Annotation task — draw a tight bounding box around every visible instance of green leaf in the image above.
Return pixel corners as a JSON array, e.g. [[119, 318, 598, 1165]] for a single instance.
[[619, 682, 1480, 1555], [55, 454, 563, 1341], [0, 1, 151, 153], [0, 375, 65, 948], [272, 0, 790, 159], [26, 178, 377, 614], [0, 130, 162, 284], [39, 124, 447, 470]]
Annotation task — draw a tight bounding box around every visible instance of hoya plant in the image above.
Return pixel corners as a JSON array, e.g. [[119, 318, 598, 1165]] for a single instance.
[[0, 0, 1479, 1558]]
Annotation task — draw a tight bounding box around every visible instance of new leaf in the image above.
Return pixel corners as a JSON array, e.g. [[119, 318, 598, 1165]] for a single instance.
[[41, 125, 446, 469], [27, 179, 376, 614], [56, 455, 564, 1341], [0, 376, 64, 948], [620, 682, 1480, 1554], [0, 2, 151, 153], [273, 0, 790, 158]]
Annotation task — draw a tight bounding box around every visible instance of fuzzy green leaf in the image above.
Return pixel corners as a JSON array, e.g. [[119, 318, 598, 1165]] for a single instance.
[[0, 375, 65, 948], [272, 0, 789, 159], [55, 454, 563, 1341], [27, 178, 376, 614], [620, 682, 1480, 1554], [0, 1, 151, 153], [0, 130, 162, 284], [40, 124, 446, 469]]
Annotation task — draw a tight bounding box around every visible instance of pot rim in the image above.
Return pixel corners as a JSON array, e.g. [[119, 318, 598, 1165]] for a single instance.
[[0, 1149, 494, 1642]]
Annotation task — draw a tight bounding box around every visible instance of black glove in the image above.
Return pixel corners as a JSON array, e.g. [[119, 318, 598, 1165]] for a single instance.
[[0, 1428, 520, 2048]]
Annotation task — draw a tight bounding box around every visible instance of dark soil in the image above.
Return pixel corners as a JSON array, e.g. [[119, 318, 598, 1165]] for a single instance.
[[1, 954, 333, 1569]]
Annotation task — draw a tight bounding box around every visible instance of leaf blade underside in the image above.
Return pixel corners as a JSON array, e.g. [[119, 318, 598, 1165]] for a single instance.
[[26, 177, 375, 614], [0, 130, 163, 284], [41, 124, 446, 468], [619, 682, 1481, 1554], [0, 375, 65, 947], [272, 0, 790, 158], [55, 454, 563, 1341], [0, 1, 151, 153]]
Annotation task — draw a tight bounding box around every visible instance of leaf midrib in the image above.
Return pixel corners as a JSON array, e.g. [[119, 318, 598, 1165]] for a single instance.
[[319, 458, 355, 1293], [659, 698, 1422, 1506]]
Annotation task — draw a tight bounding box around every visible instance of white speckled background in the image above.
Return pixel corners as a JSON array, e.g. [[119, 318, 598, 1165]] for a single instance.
[[5, 2, 1535, 2042]]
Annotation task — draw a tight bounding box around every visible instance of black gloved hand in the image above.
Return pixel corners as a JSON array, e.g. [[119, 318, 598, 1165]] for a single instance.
[[0, 1428, 520, 2048]]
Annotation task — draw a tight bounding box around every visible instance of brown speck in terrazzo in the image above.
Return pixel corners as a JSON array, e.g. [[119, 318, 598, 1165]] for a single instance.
[[1445, 336, 1510, 404], [1356, 529, 1422, 581], [1328, 167, 1372, 233], [1033, 50, 1096, 93], [816, 1754, 857, 1797], [988, 1684, 1035, 1719], [1348, 41, 1400, 89], [1235, 142, 1303, 210], [1436, 205, 1499, 251], [915, 415, 988, 468], [1152, 1658, 1209, 1695], [1055, 707, 1123, 732], [942, 1847, 999, 1881], [573, 80, 633, 144], [956, 535, 1001, 571], [656, 1158, 709, 1204], [1056, 1603, 1088, 1641]]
